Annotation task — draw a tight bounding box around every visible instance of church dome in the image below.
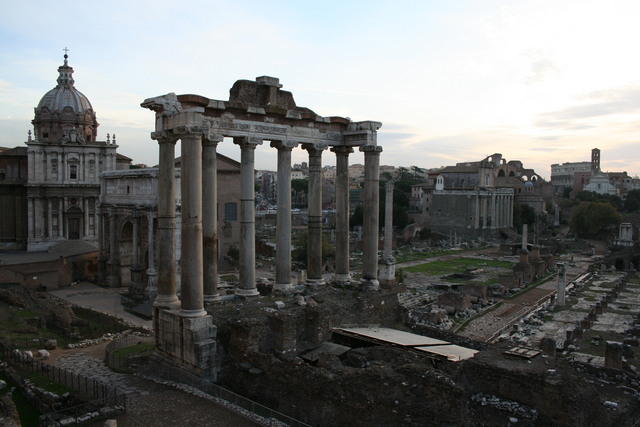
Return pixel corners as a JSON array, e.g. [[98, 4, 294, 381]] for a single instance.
[[32, 53, 98, 144]]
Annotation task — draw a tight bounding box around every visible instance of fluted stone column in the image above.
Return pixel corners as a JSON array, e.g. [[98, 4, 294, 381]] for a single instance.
[[491, 194, 496, 229], [383, 180, 394, 259], [107, 210, 121, 288], [83, 198, 89, 237], [179, 133, 206, 317], [155, 136, 179, 308], [132, 216, 140, 267], [146, 210, 157, 296], [272, 140, 296, 291], [47, 199, 53, 238], [361, 145, 383, 290], [332, 146, 353, 283], [234, 136, 262, 296], [482, 197, 487, 229], [203, 135, 222, 302], [303, 144, 326, 285], [474, 193, 480, 229]]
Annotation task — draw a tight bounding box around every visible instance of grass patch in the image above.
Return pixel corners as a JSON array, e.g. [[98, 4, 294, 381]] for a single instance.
[[22, 371, 71, 395], [403, 257, 514, 275], [112, 342, 154, 359]]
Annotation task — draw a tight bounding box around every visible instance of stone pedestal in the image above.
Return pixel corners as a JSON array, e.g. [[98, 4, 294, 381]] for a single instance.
[[605, 341, 623, 369], [378, 260, 396, 288], [155, 307, 217, 379]]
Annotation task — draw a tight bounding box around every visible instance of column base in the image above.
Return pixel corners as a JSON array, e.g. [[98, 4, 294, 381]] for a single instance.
[[154, 294, 180, 309], [204, 293, 223, 303], [180, 308, 208, 318], [360, 278, 380, 291], [378, 262, 396, 282], [334, 273, 351, 283], [155, 308, 217, 380], [274, 283, 294, 292], [306, 278, 325, 286], [235, 288, 260, 297]]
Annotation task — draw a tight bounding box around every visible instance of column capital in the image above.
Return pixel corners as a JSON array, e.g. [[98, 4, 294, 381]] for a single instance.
[[203, 132, 224, 145], [302, 142, 328, 153], [233, 136, 262, 149], [360, 145, 383, 154], [270, 140, 297, 151], [151, 131, 178, 144], [331, 145, 354, 155]]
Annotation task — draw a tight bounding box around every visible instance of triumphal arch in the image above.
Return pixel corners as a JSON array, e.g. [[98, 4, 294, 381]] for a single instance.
[[141, 76, 382, 378]]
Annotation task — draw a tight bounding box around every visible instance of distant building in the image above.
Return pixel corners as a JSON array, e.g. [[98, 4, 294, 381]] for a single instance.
[[0, 54, 131, 252]]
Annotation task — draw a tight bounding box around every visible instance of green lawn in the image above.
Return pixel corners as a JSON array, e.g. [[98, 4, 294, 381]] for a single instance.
[[403, 257, 514, 275], [111, 342, 154, 359]]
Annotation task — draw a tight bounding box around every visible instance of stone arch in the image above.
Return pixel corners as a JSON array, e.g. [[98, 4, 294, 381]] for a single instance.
[[498, 170, 506, 177]]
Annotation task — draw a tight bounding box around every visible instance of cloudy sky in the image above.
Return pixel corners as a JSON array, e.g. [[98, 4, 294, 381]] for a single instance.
[[1, 0, 639, 177]]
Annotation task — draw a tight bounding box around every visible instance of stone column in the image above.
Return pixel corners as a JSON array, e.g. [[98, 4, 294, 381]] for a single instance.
[[383, 180, 394, 259], [234, 136, 262, 296], [522, 223, 528, 250], [203, 134, 223, 302], [58, 198, 64, 238], [155, 136, 179, 308], [491, 193, 496, 229], [556, 262, 566, 306], [47, 199, 53, 238], [474, 193, 480, 229], [107, 210, 121, 287], [303, 144, 326, 285], [509, 195, 514, 227], [272, 140, 297, 291], [146, 210, 157, 296], [482, 196, 487, 229], [57, 152, 62, 183], [132, 216, 140, 267], [360, 145, 383, 290], [332, 146, 353, 283], [94, 198, 99, 237], [84, 198, 90, 237], [179, 132, 206, 317], [27, 197, 34, 239]]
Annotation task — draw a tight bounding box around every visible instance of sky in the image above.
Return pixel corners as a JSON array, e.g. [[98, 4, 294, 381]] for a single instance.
[[1, 0, 640, 178]]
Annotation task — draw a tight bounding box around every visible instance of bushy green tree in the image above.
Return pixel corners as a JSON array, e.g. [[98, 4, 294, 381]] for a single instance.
[[570, 201, 621, 237], [624, 189, 640, 212], [513, 204, 536, 233]]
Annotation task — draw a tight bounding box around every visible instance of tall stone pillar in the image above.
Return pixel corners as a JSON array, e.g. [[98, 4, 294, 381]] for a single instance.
[[272, 141, 297, 291], [234, 136, 262, 296], [58, 198, 64, 238], [556, 263, 566, 306], [84, 198, 90, 237], [303, 144, 326, 285], [379, 179, 396, 286], [332, 146, 353, 283], [482, 196, 487, 229], [47, 199, 53, 238], [474, 193, 480, 229], [107, 210, 121, 288], [155, 135, 179, 308], [509, 195, 514, 227], [203, 135, 223, 302], [179, 133, 206, 317], [94, 199, 99, 237], [360, 145, 383, 290], [146, 210, 157, 296], [522, 223, 528, 251], [491, 194, 496, 229]]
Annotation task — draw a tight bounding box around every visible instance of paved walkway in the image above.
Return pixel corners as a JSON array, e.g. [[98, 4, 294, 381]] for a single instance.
[[49, 282, 151, 329]]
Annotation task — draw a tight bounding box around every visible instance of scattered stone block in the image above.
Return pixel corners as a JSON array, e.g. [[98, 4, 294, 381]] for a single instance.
[[274, 301, 285, 310], [605, 341, 624, 369]]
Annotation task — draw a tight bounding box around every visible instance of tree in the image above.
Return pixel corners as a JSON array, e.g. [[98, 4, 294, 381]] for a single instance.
[[624, 189, 640, 212], [575, 191, 623, 210], [513, 204, 536, 233], [570, 201, 621, 238]]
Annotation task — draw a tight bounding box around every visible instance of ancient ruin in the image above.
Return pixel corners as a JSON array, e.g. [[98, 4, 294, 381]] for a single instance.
[[141, 77, 382, 379]]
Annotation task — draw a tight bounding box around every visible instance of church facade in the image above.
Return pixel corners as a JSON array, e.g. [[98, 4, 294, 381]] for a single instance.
[[25, 54, 128, 251]]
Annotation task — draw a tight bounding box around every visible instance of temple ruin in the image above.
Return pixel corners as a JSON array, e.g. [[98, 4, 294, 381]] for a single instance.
[[141, 76, 382, 378]]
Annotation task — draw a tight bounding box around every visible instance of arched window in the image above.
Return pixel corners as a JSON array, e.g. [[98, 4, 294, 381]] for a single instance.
[[498, 170, 505, 177]]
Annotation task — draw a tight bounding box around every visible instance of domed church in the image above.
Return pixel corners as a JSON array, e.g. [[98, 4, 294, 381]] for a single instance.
[[24, 53, 128, 251]]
